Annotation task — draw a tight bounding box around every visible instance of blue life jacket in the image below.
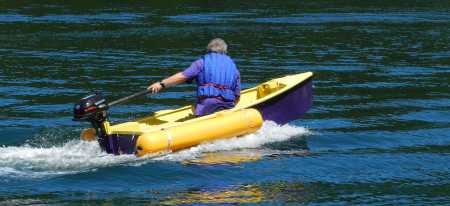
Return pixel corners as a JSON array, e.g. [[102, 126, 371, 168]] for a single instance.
[[197, 52, 238, 101]]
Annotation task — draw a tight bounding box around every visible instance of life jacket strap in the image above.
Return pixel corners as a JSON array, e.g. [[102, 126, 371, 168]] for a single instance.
[[197, 95, 225, 102], [200, 82, 230, 90]]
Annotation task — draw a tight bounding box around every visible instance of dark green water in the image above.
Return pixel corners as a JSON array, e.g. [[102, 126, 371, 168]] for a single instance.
[[1, 1, 449, 205]]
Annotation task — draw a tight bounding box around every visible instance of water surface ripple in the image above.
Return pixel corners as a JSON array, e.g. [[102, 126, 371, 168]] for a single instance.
[[0, 1, 449, 205]]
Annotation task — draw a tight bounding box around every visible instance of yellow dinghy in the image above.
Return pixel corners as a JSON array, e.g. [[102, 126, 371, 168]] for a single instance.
[[73, 72, 313, 156]]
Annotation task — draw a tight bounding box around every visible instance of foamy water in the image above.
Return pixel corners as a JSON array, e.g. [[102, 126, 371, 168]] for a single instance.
[[0, 122, 310, 178], [0, 140, 139, 178], [158, 121, 311, 161]]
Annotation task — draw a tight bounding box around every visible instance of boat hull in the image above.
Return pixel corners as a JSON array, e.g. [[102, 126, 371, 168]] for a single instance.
[[255, 77, 313, 124], [135, 108, 263, 156], [98, 134, 138, 155]]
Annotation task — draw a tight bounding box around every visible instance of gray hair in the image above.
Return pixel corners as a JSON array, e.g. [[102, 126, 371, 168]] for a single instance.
[[207, 38, 228, 54]]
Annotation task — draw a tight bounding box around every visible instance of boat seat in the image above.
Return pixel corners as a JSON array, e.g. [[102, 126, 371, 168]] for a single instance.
[[257, 81, 284, 98]]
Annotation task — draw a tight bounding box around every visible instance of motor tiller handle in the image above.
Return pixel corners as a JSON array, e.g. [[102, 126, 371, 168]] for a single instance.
[[108, 89, 151, 107]]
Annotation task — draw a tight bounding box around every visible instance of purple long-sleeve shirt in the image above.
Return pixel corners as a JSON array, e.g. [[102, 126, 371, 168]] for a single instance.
[[182, 58, 241, 116]]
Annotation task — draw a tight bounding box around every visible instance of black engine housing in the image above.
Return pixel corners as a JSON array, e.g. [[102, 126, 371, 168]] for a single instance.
[[73, 93, 108, 121]]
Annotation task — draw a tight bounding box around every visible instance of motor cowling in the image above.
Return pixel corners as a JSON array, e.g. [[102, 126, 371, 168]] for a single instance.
[[73, 93, 109, 121]]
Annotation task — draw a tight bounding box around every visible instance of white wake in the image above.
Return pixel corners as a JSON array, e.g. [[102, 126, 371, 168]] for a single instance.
[[157, 121, 311, 161], [0, 121, 310, 178]]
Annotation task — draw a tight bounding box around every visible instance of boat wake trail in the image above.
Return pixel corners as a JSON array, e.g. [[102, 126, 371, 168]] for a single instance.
[[0, 140, 140, 178], [0, 122, 310, 178], [157, 121, 311, 162]]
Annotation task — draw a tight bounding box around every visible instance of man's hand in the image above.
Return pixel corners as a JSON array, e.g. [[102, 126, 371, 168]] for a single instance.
[[148, 82, 163, 94], [146, 72, 187, 94]]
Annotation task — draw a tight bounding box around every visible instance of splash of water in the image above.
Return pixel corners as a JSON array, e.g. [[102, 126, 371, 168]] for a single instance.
[[158, 121, 311, 161], [0, 122, 310, 178], [0, 140, 139, 178]]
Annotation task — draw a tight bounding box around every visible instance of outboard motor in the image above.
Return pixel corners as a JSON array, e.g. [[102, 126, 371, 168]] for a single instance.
[[73, 93, 108, 121], [73, 92, 110, 151], [73, 89, 150, 154]]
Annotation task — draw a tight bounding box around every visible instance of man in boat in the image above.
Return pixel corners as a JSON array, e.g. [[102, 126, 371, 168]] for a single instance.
[[148, 38, 241, 116]]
